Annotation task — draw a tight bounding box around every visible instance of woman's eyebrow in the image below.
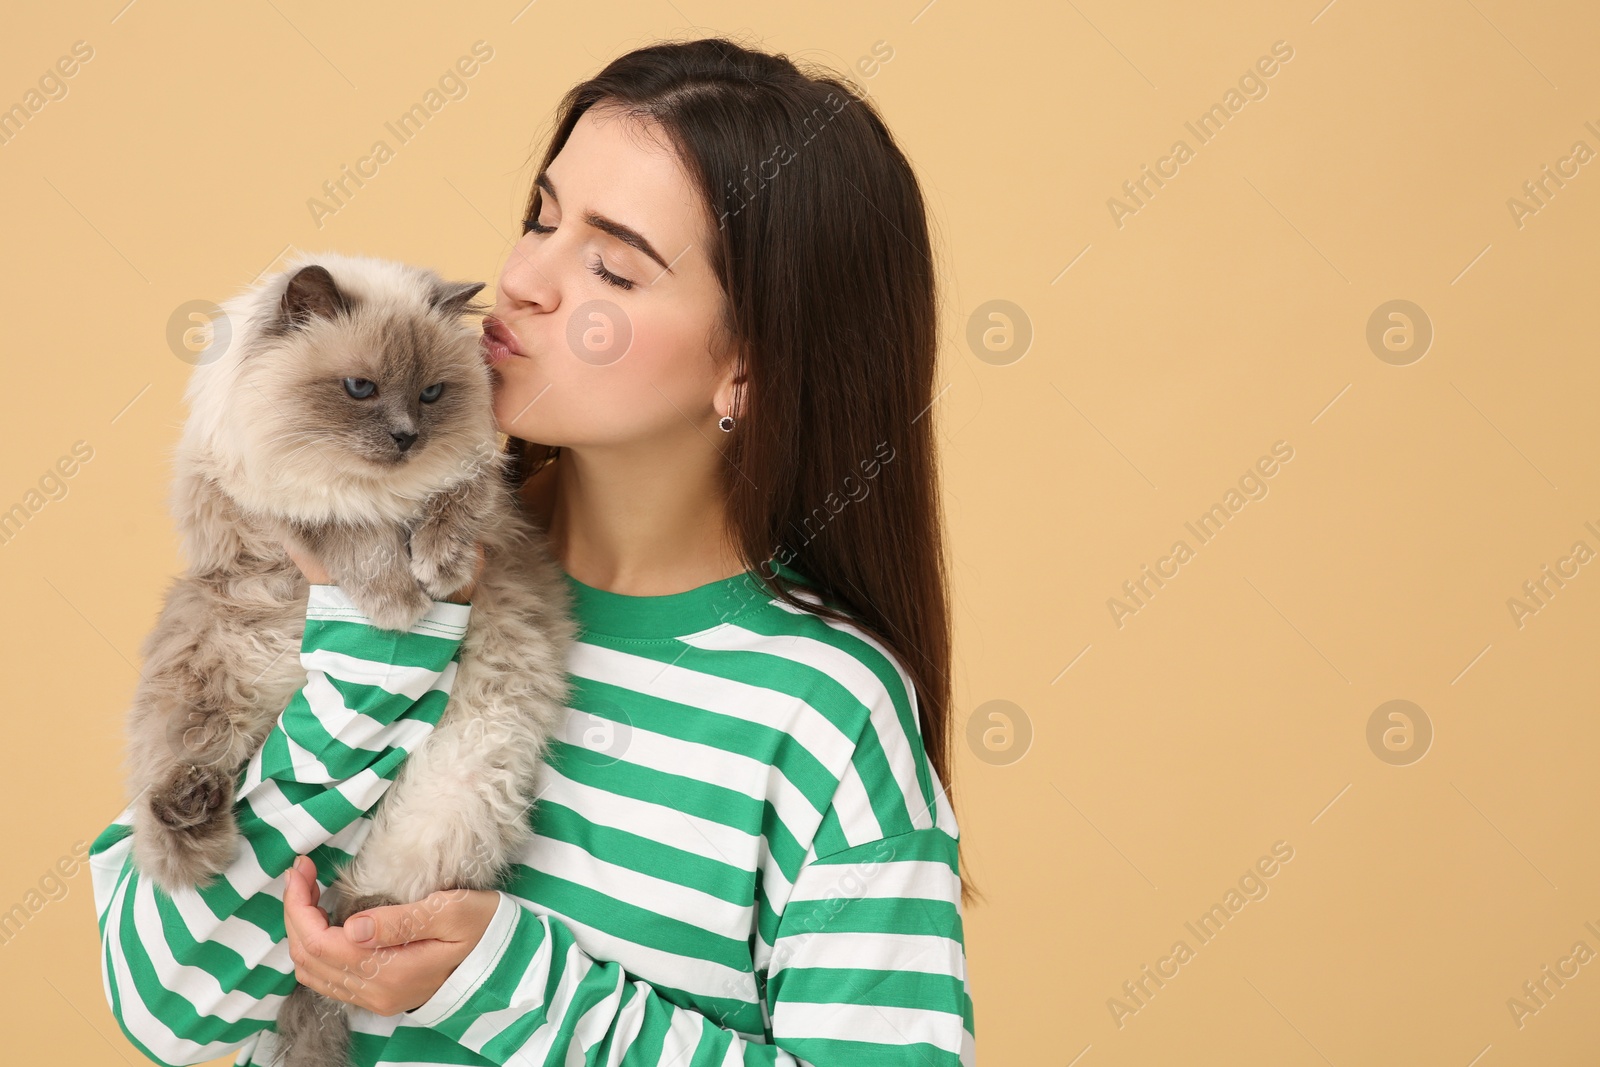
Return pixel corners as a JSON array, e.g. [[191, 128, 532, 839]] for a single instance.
[[535, 171, 675, 275]]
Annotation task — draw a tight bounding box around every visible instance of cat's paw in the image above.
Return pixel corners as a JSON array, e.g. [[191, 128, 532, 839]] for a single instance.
[[134, 772, 239, 892], [150, 762, 232, 830], [328, 889, 399, 929], [346, 579, 433, 633], [409, 518, 476, 601]]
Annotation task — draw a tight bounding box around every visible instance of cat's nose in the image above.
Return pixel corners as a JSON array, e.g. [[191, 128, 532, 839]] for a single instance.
[[391, 430, 418, 452]]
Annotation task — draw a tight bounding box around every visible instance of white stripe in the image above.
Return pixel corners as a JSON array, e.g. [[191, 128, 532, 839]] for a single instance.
[[237, 777, 347, 856], [89, 810, 134, 920], [931, 767, 959, 838], [273, 713, 335, 782], [300, 648, 460, 701], [834, 759, 885, 847], [576, 971, 629, 1064], [656, 1005, 703, 1067], [770, 930, 966, 981], [787, 858, 958, 905], [306, 583, 472, 639], [773, 1002, 965, 1054], [538, 747, 806, 927]]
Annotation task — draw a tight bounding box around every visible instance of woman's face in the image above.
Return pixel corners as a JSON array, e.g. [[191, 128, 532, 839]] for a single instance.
[[482, 105, 735, 450]]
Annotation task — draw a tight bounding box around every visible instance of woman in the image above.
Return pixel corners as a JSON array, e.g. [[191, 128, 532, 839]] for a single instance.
[[90, 36, 973, 1066]]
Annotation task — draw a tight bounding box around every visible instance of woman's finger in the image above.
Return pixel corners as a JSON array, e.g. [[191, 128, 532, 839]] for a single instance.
[[286, 855, 322, 907], [343, 892, 464, 949], [344, 900, 436, 949], [284, 857, 331, 945], [300, 857, 322, 907]]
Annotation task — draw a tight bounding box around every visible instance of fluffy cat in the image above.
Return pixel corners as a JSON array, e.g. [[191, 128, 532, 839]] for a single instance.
[[121, 250, 574, 1067]]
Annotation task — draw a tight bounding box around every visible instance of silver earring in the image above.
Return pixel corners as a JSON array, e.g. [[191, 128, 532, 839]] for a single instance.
[[718, 414, 735, 432]]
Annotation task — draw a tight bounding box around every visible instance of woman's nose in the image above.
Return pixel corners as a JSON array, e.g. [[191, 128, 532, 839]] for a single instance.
[[498, 234, 561, 313]]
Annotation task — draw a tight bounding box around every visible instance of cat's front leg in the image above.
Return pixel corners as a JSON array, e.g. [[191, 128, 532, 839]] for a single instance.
[[288, 521, 432, 633], [127, 607, 256, 893], [133, 757, 239, 893], [334, 711, 537, 910], [409, 473, 495, 601], [274, 983, 351, 1067]]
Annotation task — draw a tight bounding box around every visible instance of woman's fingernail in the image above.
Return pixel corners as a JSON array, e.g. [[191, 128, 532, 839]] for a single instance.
[[348, 916, 375, 942]]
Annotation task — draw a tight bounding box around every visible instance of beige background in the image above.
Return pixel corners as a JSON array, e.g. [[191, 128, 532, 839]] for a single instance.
[[2, 1, 1597, 1063]]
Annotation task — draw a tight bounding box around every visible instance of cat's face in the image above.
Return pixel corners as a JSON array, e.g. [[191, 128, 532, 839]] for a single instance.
[[221, 256, 496, 510]]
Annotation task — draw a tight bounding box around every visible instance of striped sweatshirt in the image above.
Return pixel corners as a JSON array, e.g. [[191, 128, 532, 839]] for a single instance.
[[90, 562, 975, 1066]]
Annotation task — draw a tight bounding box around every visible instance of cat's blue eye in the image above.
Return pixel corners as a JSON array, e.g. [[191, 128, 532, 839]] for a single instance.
[[343, 377, 376, 399], [420, 383, 444, 403]]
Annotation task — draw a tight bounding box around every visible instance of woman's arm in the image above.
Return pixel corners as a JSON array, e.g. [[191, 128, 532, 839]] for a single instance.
[[88, 583, 474, 1067], [352, 822, 974, 1066]]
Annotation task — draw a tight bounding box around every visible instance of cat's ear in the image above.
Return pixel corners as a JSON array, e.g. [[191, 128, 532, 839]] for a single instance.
[[275, 264, 350, 333], [431, 280, 488, 317]]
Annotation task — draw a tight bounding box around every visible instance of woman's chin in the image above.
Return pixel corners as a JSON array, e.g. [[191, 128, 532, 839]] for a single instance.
[[491, 389, 539, 439]]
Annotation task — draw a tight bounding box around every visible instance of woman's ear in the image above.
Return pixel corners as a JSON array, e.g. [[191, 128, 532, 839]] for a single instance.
[[712, 349, 748, 422]]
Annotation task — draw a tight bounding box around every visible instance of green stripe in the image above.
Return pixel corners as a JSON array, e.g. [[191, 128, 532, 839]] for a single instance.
[[787, 896, 961, 941], [90, 820, 132, 858], [769, 966, 965, 1011], [776, 1035, 962, 1067], [810, 809, 851, 858], [591, 979, 670, 1064], [350, 1026, 494, 1065], [811, 826, 958, 868], [845, 721, 917, 838], [301, 616, 465, 670]]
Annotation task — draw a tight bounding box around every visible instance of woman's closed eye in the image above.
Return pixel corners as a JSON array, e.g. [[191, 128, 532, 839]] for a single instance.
[[521, 216, 636, 291]]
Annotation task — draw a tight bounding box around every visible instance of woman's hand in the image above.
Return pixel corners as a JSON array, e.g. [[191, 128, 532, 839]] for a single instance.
[[283, 540, 487, 605], [282, 855, 501, 1017]]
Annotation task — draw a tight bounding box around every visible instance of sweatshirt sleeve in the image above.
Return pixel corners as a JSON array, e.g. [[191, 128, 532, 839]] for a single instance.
[[88, 584, 473, 1067], [398, 821, 974, 1066]]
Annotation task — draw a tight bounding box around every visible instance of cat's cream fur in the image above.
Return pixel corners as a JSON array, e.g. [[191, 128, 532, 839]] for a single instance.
[[121, 250, 574, 1067]]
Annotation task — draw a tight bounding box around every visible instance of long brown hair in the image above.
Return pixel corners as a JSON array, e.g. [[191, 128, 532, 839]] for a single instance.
[[502, 35, 968, 901]]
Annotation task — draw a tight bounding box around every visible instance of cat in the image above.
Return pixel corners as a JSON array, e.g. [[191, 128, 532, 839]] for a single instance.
[[121, 250, 575, 1067]]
